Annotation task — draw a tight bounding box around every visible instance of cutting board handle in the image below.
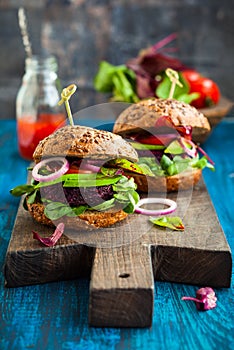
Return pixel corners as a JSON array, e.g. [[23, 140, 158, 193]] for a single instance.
[[89, 242, 154, 328]]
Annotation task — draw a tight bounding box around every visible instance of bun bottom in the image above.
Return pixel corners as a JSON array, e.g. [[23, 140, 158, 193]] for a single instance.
[[26, 201, 128, 230], [133, 168, 202, 192]]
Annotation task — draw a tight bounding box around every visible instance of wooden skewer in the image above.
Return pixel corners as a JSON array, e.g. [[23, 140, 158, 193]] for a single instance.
[[166, 68, 183, 99], [18, 7, 33, 58]]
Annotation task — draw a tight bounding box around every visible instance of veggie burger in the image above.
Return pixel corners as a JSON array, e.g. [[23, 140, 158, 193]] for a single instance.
[[11, 125, 145, 229], [113, 98, 214, 192]]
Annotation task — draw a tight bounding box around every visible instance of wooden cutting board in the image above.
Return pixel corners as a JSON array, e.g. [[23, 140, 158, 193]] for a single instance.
[[4, 178, 232, 328]]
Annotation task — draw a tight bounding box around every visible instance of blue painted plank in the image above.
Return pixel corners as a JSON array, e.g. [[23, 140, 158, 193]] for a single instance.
[[0, 119, 233, 350]]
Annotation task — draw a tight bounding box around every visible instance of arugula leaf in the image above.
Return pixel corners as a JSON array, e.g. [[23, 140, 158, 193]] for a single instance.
[[94, 61, 120, 92], [71, 205, 88, 216], [91, 198, 115, 211], [123, 201, 135, 214], [190, 156, 215, 171], [113, 176, 139, 213], [139, 154, 213, 177], [123, 191, 140, 214], [27, 189, 38, 204], [135, 163, 155, 176], [94, 61, 139, 103], [156, 72, 199, 103], [44, 202, 77, 220], [44, 202, 89, 220], [177, 92, 200, 104], [160, 155, 173, 173], [138, 157, 164, 176], [112, 70, 139, 103], [112, 176, 137, 192], [150, 216, 185, 231], [10, 184, 35, 197], [168, 156, 191, 176]]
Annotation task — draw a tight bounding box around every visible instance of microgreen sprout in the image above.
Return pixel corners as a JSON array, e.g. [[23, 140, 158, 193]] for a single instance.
[[165, 68, 183, 98], [182, 287, 217, 311], [58, 84, 77, 126]]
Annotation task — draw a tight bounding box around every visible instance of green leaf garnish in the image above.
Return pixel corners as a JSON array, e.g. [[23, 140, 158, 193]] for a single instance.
[[113, 176, 139, 213], [130, 141, 165, 151], [108, 158, 150, 175], [138, 157, 164, 177], [94, 61, 139, 103], [62, 173, 122, 188], [150, 216, 185, 231], [156, 72, 199, 103], [44, 202, 87, 220], [10, 184, 35, 197], [190, 156, 215, 171], [27, 189, 38, 204], [90, 198, 115, 212], [100, 167, 119, 177], [44, 202, 74, 220], [177, 92, 200, 104], [166, 156, 191, 176], [160, 155, 173, 173], [164, 140, 184, 155]]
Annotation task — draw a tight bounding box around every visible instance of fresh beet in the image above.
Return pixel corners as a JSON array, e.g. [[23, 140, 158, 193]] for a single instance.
[[40, 184, 114, 207]]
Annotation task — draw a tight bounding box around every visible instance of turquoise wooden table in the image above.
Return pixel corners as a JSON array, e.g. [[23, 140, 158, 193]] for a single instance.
[[0, 118, 233, 350]]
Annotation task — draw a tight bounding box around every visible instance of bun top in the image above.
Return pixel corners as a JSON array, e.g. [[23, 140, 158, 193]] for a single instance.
[[113, 98, 211, 139], [33, 125, 138, 163]]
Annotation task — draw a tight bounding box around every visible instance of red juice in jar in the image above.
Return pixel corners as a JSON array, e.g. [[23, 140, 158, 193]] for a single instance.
[[16, 55, 66, 161], [17, 113, 66, 160]]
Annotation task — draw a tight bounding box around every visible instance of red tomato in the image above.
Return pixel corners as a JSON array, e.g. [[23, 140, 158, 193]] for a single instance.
[[190, 78, 220, 108], [182, 70, 220, 108], [136, 134, 176, 146], [66, 167, 93, 174], [182, 70, 201, 83]]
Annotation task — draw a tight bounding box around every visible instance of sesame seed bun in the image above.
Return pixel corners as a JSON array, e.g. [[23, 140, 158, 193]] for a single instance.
[[33, 125, 138, 163], [113, 98, 210, 143]]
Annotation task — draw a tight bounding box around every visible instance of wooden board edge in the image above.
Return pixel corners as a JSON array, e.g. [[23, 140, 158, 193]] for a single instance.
[[151, 245, 232, 288]]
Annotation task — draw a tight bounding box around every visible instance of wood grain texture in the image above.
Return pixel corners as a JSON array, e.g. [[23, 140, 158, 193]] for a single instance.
[[89, 243, 154, 327], [0, 120, 234, 348], [4, 176, 232, 326], [4, 179, 231, 288], [4, 203, 94, 287]]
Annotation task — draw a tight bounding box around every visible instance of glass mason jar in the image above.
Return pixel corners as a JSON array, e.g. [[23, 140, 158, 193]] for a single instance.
[[16, 55, 66, 160]]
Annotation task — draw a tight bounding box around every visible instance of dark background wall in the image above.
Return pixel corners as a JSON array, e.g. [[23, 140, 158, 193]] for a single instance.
[[0, 0, 234, 119]]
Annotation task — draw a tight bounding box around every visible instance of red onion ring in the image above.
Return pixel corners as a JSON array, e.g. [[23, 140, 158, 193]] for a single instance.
[[32, 157, 69, 182], [134, 197, 177, 216], [81, 163, 100, 173], [180, 137, 197, 158]]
